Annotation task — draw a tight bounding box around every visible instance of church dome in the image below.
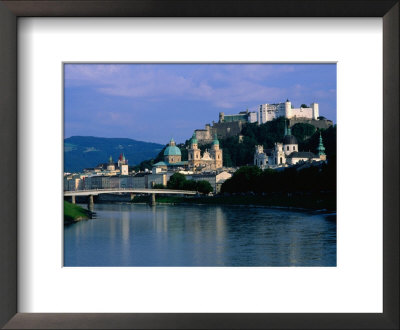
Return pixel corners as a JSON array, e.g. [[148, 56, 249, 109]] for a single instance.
[[283, 135, 298, 145], [164, 138, 181, 156]]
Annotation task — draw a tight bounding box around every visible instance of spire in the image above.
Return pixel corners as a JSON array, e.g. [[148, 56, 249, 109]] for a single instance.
[[169, 138, 175, 146], [212, 133, 219, 145], [122, 153, 126, 161], [284, 119, 291, 136], [317, 132, 326, 156], [109, 155, 113, 164], [191, 133, 198, 145]]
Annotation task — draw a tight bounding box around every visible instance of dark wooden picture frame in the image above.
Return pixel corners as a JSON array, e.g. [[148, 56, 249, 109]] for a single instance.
[[0, 1, 398, 329]]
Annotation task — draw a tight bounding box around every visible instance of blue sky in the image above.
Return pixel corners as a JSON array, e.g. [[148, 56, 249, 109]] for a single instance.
[[64, 63, 336, 144]]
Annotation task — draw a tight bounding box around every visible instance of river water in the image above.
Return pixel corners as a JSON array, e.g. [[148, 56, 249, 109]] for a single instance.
[[64, 203, 336, 267]]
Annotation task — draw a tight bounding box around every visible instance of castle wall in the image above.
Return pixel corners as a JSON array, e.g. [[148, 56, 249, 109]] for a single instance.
[[212, 121, 244, 139], [289, 107, 313, 119], [195, 121, 244, 145], [195, 129, 212, 143]]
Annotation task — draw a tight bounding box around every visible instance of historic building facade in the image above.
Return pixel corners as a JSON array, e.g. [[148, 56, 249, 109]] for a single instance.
[[254, 127, 327, 169], [152, 138, 188, 172], [188, 133, 223, 171]]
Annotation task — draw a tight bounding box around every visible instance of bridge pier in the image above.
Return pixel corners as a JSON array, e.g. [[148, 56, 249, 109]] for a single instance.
[[71, 195, 76, 204], [130, 193, 136, 201], [88, 195, 94, 211], [149, 193, 156, 206]]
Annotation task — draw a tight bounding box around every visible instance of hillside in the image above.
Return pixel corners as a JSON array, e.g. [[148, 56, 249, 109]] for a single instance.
[[198, 118, 336, 167], [64, 136, 164, 172]]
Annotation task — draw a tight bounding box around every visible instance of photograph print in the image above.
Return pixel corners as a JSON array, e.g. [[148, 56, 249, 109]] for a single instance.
[[64, 63, 337, 267]]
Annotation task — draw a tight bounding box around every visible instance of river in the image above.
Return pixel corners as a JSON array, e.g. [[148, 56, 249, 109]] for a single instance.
[[64, 203, 336, 267]]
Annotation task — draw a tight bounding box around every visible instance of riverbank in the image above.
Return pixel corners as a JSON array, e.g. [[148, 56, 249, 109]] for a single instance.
[[132, 192, 336, 212], [64, 201, 93, 224]]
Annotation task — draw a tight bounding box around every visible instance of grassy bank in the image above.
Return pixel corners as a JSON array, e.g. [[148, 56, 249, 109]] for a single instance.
[[64, 201, 92, 224], [132, 192, 336, 212]]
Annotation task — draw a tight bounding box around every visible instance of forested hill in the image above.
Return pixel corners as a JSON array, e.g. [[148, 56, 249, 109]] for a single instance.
[[209, 117, 336, 167], [64, 136, 164, 172]]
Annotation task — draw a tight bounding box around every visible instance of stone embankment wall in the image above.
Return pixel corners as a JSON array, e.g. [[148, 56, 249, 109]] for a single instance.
[[289, 118, 333, 129]]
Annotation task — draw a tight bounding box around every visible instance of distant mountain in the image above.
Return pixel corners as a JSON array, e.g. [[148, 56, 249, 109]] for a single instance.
[[64, 136, 164, 172]]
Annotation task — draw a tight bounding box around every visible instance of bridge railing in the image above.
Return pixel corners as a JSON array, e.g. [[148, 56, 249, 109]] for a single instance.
[[64, 187, 197, 194]]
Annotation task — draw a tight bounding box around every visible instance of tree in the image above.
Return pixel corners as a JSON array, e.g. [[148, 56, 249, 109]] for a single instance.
[[167, 173, 186, 189], [183, 180, 197, 191], [291, 123, 316, 143], [167, 173, 213, 194], [221, 166, 262, 193], [300, 104, 308, 108], [196, 180, 213, 194]]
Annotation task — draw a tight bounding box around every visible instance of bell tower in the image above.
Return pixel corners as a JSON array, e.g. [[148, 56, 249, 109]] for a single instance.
[[210, 134, 223, 169], [188, 133, 201, 169]]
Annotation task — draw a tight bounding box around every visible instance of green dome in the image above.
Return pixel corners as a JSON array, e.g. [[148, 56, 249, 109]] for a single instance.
[[164, 146, 181, 156], [164, 139, 181, 156]]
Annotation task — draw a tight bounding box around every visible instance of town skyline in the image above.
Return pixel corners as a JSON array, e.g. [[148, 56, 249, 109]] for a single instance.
[[64, 63, 336, 144]]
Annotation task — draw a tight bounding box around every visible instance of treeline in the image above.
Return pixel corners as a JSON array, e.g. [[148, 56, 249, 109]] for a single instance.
[[156, 173, 213, 194], [221, 162, 336, 194]]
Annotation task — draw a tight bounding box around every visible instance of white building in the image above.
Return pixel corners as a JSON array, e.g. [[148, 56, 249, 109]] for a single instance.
[[254, 127, 326, 169], [258, 99, 319, 124], [247, 111, 258, 123]]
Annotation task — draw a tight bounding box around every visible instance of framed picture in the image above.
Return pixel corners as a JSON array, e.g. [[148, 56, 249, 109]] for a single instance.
[[0, 1, 398, 329]]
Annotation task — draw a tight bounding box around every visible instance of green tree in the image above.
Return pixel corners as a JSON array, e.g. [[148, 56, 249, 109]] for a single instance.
[[221, 166, 262, 193], [183, 180, 197, 191], [196, 180, 213, 194], [167, 173, 186, 189], [291, 123, 316, 143], [300, 104, 308, 108]]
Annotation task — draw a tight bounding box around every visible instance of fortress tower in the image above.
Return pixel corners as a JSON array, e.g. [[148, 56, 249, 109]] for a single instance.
[[285, 99, 292, 118], [311, 103, 319, 119]]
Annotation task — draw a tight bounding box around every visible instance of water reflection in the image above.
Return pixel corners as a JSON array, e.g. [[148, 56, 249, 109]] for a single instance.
[[64, 204, 336, 267]]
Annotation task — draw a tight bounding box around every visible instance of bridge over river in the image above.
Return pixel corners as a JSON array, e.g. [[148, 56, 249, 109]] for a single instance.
[[64, 188, 197, 207]]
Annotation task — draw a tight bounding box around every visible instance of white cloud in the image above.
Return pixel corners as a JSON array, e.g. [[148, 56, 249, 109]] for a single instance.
[[64, 64, 327, 111]]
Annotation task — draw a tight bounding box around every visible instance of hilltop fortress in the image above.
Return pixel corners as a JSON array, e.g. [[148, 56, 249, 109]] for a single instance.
[[194, 100, 333, 145]]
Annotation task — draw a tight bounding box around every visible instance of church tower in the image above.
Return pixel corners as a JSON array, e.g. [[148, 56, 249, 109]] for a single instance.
[[188, 133, 201, 169], [107, 155, 115, 171], [283, 121, 298, 156], [210, 134, 223, 169], [317, 132, 327, 161]]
